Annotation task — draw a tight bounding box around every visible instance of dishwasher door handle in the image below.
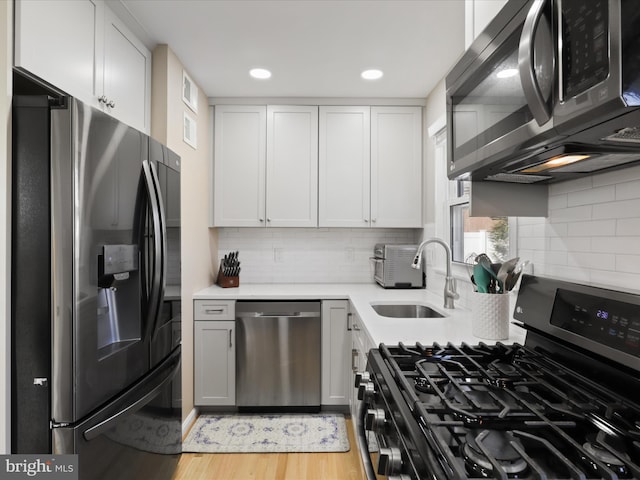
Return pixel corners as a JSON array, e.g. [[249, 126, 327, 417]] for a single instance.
[[237, 311, 320, 318]]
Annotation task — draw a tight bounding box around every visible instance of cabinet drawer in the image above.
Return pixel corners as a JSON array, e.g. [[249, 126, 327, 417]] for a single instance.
[[194, 300, 235, 320]]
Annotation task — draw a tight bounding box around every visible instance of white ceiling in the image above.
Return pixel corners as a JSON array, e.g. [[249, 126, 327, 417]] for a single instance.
[[119, 0, 466, 99]]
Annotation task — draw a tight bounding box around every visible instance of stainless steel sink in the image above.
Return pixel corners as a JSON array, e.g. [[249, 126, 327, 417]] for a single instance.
[[371, 303, 444, 318]]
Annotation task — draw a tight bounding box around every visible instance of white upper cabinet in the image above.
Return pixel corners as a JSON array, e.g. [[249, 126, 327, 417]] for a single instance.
[[318, 106, 371, 227], [101, 7, 151, 133], [465, 0, 509, 49], [371, 106, 423, 228], [15, 0, 99, 101], [266, 105, 318, 227], [213, 105, 267, 227], [14, 0, 151, 133], [212, 105, 318, 227]]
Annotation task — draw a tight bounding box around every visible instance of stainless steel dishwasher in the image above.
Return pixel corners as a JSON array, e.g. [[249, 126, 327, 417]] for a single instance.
[[236, 301, 321, 411]]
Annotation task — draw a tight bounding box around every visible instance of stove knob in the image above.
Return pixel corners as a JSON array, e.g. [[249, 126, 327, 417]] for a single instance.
[[354, 371, 370, 387], [365, 408, 386, 431], [357, 381, 375, 401], [377, 447, 402, 476]]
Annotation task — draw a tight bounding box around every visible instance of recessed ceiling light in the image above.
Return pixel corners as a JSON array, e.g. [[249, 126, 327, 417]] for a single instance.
[[361, 69, 383, 80], [249, 68, 272, 79], [496, 68, 518, 79]]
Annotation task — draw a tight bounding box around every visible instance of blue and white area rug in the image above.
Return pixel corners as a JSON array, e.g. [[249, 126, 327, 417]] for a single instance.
[[182, 413, 350, 453]]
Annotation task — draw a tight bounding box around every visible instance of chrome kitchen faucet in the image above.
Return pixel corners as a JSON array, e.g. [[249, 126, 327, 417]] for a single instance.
[[412, 238, 459, 309]]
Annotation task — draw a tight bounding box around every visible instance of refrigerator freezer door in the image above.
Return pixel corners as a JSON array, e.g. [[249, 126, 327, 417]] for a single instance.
[[53, 347, 181, 479]]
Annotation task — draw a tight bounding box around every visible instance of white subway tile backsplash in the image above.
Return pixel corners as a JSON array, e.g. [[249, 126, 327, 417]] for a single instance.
[[616, 180, 640, 200], [617, 218, 640, 236], [615, 254, 640, 274], [548, 193, 568, 210], [567, 219, 616, 237], [567, 185, 615, 207], [218, 227, 420, 283], [548, 176, 593, 195], [593, 198, 640, 219], [517, 170, 640, 292], [592, 164, 640, 187], [548, 205, 593, 223], [591, 236, 640, 255]]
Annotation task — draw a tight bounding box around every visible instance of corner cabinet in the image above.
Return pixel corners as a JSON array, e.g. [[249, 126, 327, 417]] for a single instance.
[[321, 300, 350, 406], [14, 0, 151, 133], [319, 106, 422, 228], [212, 105, 318, 227], [193, 300, 236, 406]]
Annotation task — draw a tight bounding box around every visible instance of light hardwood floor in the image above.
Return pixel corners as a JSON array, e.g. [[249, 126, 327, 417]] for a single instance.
[[172, 418, 365, 480]]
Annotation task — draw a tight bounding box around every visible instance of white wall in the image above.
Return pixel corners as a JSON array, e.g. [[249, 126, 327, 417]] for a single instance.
[[1, 0, 12, 454], [151, 45, 217, 423], [217, 228, 420, 283]]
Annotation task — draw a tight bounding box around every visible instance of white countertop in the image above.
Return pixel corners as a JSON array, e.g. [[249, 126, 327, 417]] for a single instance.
[[193, 283, 527, 347]]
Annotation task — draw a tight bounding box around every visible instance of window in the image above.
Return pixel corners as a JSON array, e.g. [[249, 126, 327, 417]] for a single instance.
[[449, 178, 509, 264], [432, 126, 510, 267]]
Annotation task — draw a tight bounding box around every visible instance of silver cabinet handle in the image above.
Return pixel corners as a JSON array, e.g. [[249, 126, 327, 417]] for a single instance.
[[364, 219, 369, 223], [259, 218, 264, 222], [98, 95, 108, 104], [107, 99, 116, 108], [347, 312, 353, 331], [229, 329, 233, 348], [205, 308, 224, 314], [351, 349, 358, 372]]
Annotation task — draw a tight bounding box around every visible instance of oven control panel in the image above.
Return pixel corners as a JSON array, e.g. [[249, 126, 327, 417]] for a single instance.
[[550, 288, 640, 357]]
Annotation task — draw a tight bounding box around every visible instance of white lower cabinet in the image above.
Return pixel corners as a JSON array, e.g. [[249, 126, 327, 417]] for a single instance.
[[350, 307, 374, 419], [194, 300, 236, 406], [321, 300, 350, 406]]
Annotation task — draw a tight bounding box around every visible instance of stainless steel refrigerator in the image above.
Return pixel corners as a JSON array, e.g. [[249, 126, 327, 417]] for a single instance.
[[11, 94, 182, 479]]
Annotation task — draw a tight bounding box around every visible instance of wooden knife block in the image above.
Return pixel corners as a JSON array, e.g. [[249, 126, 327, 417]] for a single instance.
[[217, 270, 239, 288]]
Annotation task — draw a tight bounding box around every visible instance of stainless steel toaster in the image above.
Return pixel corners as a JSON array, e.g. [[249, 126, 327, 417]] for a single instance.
[[373, 244, 424, 289]]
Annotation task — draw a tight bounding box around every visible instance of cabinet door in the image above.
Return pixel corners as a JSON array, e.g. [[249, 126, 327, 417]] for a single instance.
[[194, 321, 236, 406], [213, 105, 267, 227], [266, 105, 318, 227], [102, 7, 151, 133], [14, 0, 100, 103], [318, 106, 371, 227], [371, 106, 423, 228], [321, 300, 350, 406]]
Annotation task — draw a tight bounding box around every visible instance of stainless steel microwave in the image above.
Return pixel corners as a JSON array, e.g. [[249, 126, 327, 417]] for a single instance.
[[446, 0, 640, 184]]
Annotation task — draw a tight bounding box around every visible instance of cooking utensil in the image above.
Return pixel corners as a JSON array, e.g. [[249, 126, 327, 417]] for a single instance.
[[497, 257, 519, 294], [473, 263, 491, 294], [477, 254, 500, 293], [504, 260, 529, 292]]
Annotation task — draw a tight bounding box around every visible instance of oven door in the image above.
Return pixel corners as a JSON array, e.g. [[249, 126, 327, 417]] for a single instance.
[[446, 0, 557, 179]]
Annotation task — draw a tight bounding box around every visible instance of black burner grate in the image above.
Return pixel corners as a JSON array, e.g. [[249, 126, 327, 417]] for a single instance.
[[379, 342, 640, 479]]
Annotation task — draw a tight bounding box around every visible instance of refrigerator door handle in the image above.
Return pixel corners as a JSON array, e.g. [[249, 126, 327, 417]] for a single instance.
[[148, 161, 168, 341], [82, 350, 180, 442], [141, 160, 164, 340]]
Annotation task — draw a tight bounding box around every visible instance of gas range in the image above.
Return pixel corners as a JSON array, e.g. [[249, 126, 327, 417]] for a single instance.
[[357, 275, 640, 479]]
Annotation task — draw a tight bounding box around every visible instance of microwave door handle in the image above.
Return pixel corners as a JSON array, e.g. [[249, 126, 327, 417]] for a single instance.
[[518, 0, 552, 126]]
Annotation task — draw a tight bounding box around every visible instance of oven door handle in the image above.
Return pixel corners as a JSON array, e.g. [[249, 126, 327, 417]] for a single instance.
[[519, 0, 552, 126], [356, 400, 378, 480]]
